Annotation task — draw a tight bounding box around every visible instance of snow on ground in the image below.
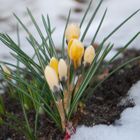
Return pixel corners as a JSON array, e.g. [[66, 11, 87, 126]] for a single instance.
[[0, 0, 140, 63], [71, 80, 140, 140]]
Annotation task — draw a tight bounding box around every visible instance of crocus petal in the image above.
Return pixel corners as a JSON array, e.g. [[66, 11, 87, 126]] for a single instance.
[[69, 39, 84, 69], [65, 23, 80, 42], [44, 66, 60, 92], [84, 45, 95, 66], [49, 57, 59, 75], [68, 39, 74, 57], [58, 59, 68, 82]]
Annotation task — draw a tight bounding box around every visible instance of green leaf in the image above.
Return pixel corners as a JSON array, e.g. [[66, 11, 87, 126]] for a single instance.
[[62, 9, 71, 58], [87, 56, 140, 100], [81, 0, 103, 41], [103, 9, 140, 42], [68, 43, 112, 119], [42, 15, 57, 58], [108, 32, 140, 63], [91, 8, 107, 44], [0, 96, 5, 115], [80, 0, 93, 28]]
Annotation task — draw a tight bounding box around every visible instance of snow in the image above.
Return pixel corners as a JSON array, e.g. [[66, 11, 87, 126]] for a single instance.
[[71, 81, 140, 140], [0, 0, 140, 63]]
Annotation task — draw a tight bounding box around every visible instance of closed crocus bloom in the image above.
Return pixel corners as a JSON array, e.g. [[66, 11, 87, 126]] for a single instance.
[[69, 39, 84, 69], [1, 65, 11, 79], [65, 23, 80, 42], [1, 65, 11, 75], [44, 66, 60, 93], [49, 57, 59, 75], [84, 45, 95, 66], [58, 59, 67, 82]]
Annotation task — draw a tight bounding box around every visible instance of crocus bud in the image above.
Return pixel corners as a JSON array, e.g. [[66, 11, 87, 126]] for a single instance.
[[44, 66, 60, 93], [84, 45, 95, 66], [1, 65, 11, 75], [1, 65, 11, 79], [68, 39, 84, 69], [65, 23, 80, 42], [49, 57, 59, 75], [58, 59, 67, 82]]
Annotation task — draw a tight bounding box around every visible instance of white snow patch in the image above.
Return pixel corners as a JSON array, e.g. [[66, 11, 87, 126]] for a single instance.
[[0, 0, 140, 63], [71, 81, 140, 140]]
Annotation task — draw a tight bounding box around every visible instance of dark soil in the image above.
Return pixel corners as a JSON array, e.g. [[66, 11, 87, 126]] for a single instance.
[[78, 49, 140, 126], [0, 49, 140, 140], [0, 95, 64, 140]]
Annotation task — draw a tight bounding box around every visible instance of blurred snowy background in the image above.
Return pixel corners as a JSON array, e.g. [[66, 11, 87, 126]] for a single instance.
[[0, 0, 140, 63]]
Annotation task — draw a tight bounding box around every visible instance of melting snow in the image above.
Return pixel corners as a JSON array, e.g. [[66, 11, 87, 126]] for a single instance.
[[0, 0, 140, 63], [72, 81, 140, 140]]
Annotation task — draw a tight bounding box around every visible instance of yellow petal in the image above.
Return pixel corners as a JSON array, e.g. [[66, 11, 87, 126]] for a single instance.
[[69, 39, 84, 69], [44, 66, 59, 92], [68, 39, 74, 57], [65, 23, 80, 42], [84, 45, 95, 65], [73, 58, 82, 70], [49, 57, 59, 75]]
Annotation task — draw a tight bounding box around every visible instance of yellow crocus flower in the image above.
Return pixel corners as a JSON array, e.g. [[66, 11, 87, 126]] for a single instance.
[[49, 57, 59, 75], [68, 39, 84, 69], [65, 23, 80, 42], [67, 39, 74, 57]]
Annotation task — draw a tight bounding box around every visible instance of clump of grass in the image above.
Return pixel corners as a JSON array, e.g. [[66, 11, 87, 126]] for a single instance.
[[0, 0, 140, 139]]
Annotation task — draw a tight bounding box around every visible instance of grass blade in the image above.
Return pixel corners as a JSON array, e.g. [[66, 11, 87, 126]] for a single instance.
[[68, 43, 112, 119], [91, 8, 107, 44], [62, 9, 71, 58], [81, 0, 103, 41], [42, 15, 57, 58], [103, 9, 140, 42], [86, 56, 140, 100], [108, 32, 140, 63], [80, 0, 93, 28]]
